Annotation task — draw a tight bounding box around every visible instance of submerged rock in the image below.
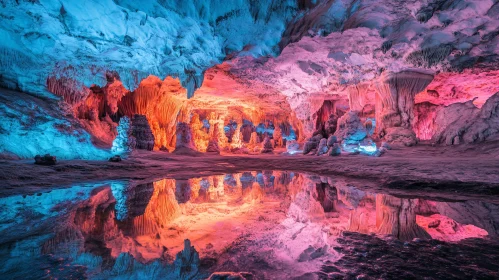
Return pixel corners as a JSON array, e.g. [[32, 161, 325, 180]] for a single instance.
[[34, 154, 57, 165]]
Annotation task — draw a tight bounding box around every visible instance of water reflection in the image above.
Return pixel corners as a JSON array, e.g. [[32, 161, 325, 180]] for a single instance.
[[0, 172, 497, 279]]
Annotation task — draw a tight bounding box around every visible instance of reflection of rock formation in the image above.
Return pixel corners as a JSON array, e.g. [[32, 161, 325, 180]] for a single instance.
[[376, 195, 431, 241], [433, 201, 499, 237], [174, 239, 200, 279], [315, 183, 337, 212]]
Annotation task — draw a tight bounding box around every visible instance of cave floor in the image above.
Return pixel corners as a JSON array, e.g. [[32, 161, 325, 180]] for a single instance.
[[1, 143, 499, 279], [1, 141, 498, 202]]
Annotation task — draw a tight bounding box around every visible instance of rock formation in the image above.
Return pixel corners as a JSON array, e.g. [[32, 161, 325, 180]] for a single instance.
[[374, 70, 434, 146], [316, 138, 328, 156], [261, 136, 274, 153], [34, 154, 57, 165], [131, 114, 155, 151], [376, 195, 431, 241], [333, 111, 367, 145], [173, 239, 200, 279], [111, 116, 136, 155], [273, 126, 284, 147], [173, 122, 199, 155], [303, 134, 322, 155], [206, 138, 221, 154], [286, 140, 300, 154], [433, 93, 499, 145]]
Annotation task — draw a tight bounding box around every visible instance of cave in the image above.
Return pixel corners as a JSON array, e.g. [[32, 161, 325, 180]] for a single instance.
[[0, 1, 499, 279]]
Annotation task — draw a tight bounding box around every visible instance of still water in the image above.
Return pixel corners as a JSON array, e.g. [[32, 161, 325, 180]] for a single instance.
[[0, 171, 498, 279]]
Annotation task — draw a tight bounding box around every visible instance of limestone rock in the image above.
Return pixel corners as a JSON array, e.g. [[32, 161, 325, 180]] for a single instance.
[[261, 136, 274, 153], [327, 135, 338, 147], [328, 143, 341, 156], [384, 127, 418, 147], [316, 138, 328, 156], [174, 239, 200, 278], [111, 116, 136, 154], [286, 140, 300, 154], [432, 93, 499, 145], [109, 155, 122, 162], [249, 131, 260, 146], [374, 70, 434, 134], [273, 126, 284, 147], [206, 139, 220, 154], [208, 272, 254, 280], [131, 114, 154, 151], [334, 111, 367, 145], [303, 134, 322, 155], [34, 154, 57, 165], [173, 122, 199, 155]]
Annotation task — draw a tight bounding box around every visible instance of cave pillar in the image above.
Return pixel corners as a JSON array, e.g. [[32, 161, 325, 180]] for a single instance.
[[374, 70, 434, 146]]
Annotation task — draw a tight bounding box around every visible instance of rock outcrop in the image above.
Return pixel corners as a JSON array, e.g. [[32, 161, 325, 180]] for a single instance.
[[173, 122, 199, 155], [432, 93, 499, 145], [333, 111, 367, 145], [375, 70, 434, 146], [261, 136, 274, 153], [112, 116, 136, 154], [34, 154, 57, 165], [316, 138, 328, 156], [131, 115, 154, 151]]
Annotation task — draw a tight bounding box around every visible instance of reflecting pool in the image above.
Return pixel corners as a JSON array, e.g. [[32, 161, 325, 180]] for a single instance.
[[0, 172, 498, 279]]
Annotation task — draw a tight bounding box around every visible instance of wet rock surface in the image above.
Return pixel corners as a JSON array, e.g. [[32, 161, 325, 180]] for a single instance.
[[321, 232, 499, 280], [34, 154, 57, 165]]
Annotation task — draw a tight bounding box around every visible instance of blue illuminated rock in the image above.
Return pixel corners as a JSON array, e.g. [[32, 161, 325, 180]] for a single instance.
[[334, 111, 367, 145]]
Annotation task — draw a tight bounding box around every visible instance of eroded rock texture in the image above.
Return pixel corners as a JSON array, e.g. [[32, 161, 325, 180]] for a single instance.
[[433, 92, 499, 145], [1, 0, 498, 158], [131, 115, 154, 151]]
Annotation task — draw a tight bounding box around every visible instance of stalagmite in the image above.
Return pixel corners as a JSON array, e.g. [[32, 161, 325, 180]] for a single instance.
[[112, 116, 136, 155], [261, 136, 274, 153], [173, 122, 199, 155], [131, 114, 155, 151], [374, 70, 434, 146], [273, 126, 284, 147]]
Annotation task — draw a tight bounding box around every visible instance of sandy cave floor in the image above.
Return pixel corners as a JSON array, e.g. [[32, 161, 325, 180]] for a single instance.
[[1, 141, 498, 202]]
